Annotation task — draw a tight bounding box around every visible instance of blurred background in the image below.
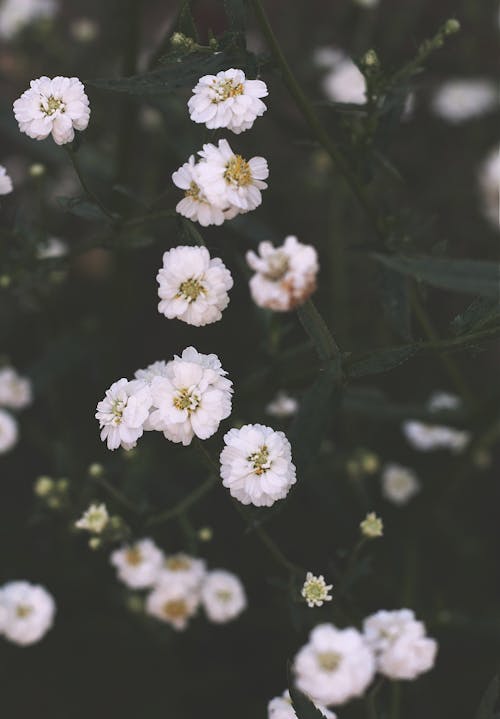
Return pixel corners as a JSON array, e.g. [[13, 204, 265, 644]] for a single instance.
[[0, 0, 499, 717]]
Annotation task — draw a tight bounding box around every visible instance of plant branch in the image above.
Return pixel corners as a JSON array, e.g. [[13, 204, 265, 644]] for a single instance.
[[145, 475, 218, 527], [64, 146, 117, 221]]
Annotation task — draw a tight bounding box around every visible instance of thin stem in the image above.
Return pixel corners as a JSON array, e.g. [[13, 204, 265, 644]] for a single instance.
[[365, 677, 384, 719], [145, 475, 218, 527], [390, 681, 401, 719], [250, 0, 382, 239], [91, 475, 139, 514], [297, 299, 342, 367], [64, 146, 116, 220]]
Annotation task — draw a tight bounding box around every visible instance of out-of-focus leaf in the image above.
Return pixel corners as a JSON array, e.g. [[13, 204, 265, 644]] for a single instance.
[[289, 687, 325, 719], [347, 344, 420, 378], [57, 196, 109, 221], [297, 300, 342, 369], [474, 676, 500, 719], [373, 254, 500, 298], [379, 266, 412, 341], [451, 297, 500, 336]]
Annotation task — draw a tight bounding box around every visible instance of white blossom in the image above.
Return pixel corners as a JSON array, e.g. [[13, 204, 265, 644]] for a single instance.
[[110, 538, 164, 589], [201, 569, 247, 623], [403, 420, 470, 453], [75, 503, 109, 534], [146, 581, 199, 631], [220, 423, 296, 507], [157, 246, 233, 327], [0, 0, 56, 39], [431, 79, 498, 123], [95, 378, 152, 451], [13, 76, 90, 145], [319, 50, 367, 105], [268, 691, 336, 719], [381, 463, 420, 505], [266, 391, 299, 419], [293, 623, 376, 706], [0, 409, 18, 454], [172, 155, 234, 227], [37, 237, 67, 260], [155, 553, 206, 592], [188, 68, 268, 134], [0, 581, 55, 645], [0, 367, 32, 409], [478, 146, 500, 229], [134, 361, 169, 383], [301, 573, 333, 608], [363, 609, 438, 680], [360, 512, 383, 538], [0, 165, 13, 195], [247, 236, 319, 311], [148, 347, 233, 446], [197, 139, 269, 214]]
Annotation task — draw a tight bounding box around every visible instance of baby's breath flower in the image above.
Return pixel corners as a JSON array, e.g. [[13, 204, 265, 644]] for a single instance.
[[75, 503, 109, 534], [360, 512, 383, 539], [198, 526, 213, 542], [301, 572, 333, 608], [34, 476, 53, 497], [88, 462, 104, 478]]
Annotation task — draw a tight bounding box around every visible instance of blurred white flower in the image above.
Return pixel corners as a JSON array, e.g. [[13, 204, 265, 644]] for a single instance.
[[37, 237, 68, 260], [172, 155, 232, 227], [110, 538, 164, 589], [266, 391, 299, 419], [157, 246, 233, 326], [247, 236, 319, 311], [134, 360, 169, 383], [0, 581, 55, 646], [403, 420, 470, 453], [220, 423, 296, 507], [268, 691, 336, 719], [146, 581, 199, 631], [70, 17, 99, 43], [428, 391, 461, 412], [95, 378, 152, 451], [317, 48, 366, 104], [301, 573, 333, 608], [148, 347, 233, 446], [197, 139, 269, 213], [13, 76, 90, 145], [75, 503, 109, 534], [0, 0, 56, 39], [188, 68, 268, 134], [201, 569, 247, 623], [381, 463, 420, 505], [363, 609, 438, 680], [0, 367, 32, 409], [478, 146, 500, 229], [0, 165, 13, 195], [0, 409, 18, 454], [155, 553, 206, 592], [293, 623, 375, 706], [431, 79, 498, 123]]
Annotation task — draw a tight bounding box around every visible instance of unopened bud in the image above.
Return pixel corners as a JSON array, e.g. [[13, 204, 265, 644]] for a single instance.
[[360, 512, 383, 539]]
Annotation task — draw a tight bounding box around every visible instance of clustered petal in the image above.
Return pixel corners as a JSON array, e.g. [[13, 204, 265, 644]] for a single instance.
[[0, 581, 55, 646], [95, 378, 152, 451]]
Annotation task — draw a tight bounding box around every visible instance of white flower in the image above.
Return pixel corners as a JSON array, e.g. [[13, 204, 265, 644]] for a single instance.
[[155, 553, 206, 591], [360, 512, 383, 538], [293, 623, 375, 706], [321, 52, 367, 105], [268, 691, 336, 719], [157, 246, 233, 327], [172, 155, 234, 227], [301, 573, 333, 608], [381, 463, 420, 505], [403, 420, 470, 453], [201, 569, 247, 623], [363, 609, 438, 680], [266, 391, 299, 419], [110, 538, 164, 589], [428, 391, 461, 412], [0, 165, 13, 195], [352, 0, 378, 7], [0, 581, 55, 646], [37, 236, 67, 260], [220, 423, 296, 507], [197, 139, 269, 213], [0, 409, 18, 454], [148, 347, 233, 446], [146, 581, 199, 631], [75, 503, 109, 534], [247, 236, 319, 311], [188, 68, 268, 134], [478, 146, 500, 229], [432, 79, 498, 123], [13, 76, 90, 145], [134, 361, 169, 383], [0, 367, 32, 409], [0, 0, 56, 39], [95, 378, 152, 451]]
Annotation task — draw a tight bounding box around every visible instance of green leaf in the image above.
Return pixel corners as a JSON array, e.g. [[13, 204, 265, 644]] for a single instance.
[[373, 254, 500, 298], [475, 676, 500, 719], [347, 344, 420, 378], [57, 196, 109, 221], [296, 300, 342, 368], [379, 266, 412, 341], [451, 297, 500, 336], [289, 686, 325, 719]]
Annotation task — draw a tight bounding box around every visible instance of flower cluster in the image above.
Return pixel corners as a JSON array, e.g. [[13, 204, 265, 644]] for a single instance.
[[0, 581, 55, 646], [246, 236, 319, 311], [0, 366, 32, 455], [96, 347, 233, 449], [111, 538, 247, 630]]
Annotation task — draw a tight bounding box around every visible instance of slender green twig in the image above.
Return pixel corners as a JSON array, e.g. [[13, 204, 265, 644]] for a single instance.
[[390, 681, 401, 719], [64, 146, 116, 220], [91, 475, 139, 514], [145, 475, 218, 527]]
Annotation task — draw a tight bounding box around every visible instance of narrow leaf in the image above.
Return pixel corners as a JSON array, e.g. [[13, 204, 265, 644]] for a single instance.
[[347, 344, 420, 378], [451, 297, 500, 336], [57, 196, 108, 221], [289, 686, 325, 719]]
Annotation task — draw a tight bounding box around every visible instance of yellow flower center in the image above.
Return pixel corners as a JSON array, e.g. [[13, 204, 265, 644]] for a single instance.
[[317, 651, 342, 672], [125, 547, 143, 566], [178, 277, 205, 302], [41, 95, 64, 116], [173, 388, 200, 413], [247, 445, 271, 475], [224, 155, 252, 187], [165, 556, 191, 571], [185, 181, 201, 200], [213, 79, 244, 102], [264, 251, 290, 281], [162, 599, 188, 620], [215, 590, 233, 603], [16, 604, 33, 618]]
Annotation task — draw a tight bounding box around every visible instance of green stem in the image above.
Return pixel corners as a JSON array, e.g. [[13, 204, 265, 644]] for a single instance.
[[91, 475, 139, 514], [145, 475, 218, 527], [250, 0, 382, 239], [390, 681, 401, 719], [297, 299, 342, 365], [365, 677, 384, 719], [64, 146, 116, 221], [116, 0, 142, 182]]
